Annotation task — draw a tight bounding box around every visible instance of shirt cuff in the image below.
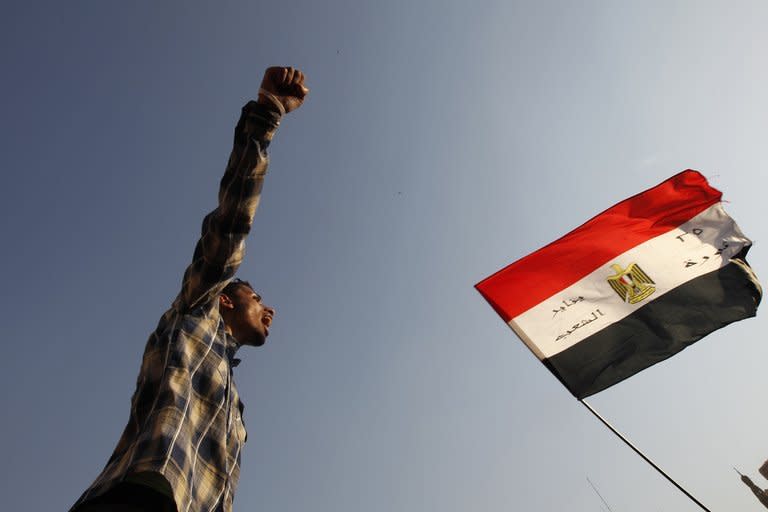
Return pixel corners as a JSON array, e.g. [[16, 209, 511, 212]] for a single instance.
[[242, 101, 283, 140]]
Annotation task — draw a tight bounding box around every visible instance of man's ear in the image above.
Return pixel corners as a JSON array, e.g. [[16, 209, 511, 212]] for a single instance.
[[219, 293, 235, 310]]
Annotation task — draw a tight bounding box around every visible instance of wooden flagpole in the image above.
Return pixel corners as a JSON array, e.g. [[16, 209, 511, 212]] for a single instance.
[[580, 399, 713, 512]]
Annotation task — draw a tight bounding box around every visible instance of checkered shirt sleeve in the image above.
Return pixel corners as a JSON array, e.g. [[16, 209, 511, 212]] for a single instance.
[[177, 101, 281, 311]]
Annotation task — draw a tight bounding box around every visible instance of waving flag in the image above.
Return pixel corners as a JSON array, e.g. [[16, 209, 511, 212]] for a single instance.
[[476, 170, 761, 399]]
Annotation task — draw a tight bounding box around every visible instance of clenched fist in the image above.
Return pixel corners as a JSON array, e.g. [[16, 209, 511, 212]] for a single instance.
[[258, 66, 309, 114]]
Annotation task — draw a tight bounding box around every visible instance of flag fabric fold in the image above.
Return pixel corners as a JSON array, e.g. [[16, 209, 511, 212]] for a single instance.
[[476, 170, 761, 398]]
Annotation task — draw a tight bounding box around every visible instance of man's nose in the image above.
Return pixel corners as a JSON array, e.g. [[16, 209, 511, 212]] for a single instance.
[[265, 305, 276, 316]]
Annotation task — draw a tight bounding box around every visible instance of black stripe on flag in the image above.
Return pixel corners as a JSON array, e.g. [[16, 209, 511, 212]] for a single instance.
[[543, 257, 762, 399]]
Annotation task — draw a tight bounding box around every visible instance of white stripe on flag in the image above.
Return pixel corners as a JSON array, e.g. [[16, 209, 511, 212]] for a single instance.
[[510, 203, 750, 359]]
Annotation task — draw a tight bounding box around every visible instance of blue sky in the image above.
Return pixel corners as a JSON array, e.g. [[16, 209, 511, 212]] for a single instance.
[[2, 1, 768, 511]]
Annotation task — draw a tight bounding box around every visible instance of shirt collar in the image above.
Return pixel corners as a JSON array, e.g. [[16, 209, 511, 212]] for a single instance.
[[225, 333, 242, 368]]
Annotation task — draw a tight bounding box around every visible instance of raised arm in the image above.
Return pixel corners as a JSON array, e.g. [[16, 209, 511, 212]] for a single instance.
[[176, 67, 308, 311]]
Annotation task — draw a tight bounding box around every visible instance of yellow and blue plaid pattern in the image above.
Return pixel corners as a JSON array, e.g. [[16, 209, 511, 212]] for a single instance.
[[71, 101, 281, 512]]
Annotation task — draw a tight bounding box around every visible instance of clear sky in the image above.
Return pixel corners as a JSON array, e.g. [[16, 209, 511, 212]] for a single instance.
[[2, 1, 768, 511]]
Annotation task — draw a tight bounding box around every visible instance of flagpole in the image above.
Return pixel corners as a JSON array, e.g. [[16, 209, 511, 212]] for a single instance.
[[586, 476, 615, 512], [580, 399, 713, 512]]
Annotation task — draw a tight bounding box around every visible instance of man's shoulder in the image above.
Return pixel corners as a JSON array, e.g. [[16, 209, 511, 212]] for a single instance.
[[152, 300, 224, 338], [141, 303, 227, 370]]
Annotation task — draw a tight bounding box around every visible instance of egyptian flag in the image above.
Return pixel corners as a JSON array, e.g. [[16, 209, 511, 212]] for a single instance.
[[476, 170, 761, 399]]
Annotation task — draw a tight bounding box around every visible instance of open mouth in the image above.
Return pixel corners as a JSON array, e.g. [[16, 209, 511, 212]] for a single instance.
[[263, 315, 273, 336]]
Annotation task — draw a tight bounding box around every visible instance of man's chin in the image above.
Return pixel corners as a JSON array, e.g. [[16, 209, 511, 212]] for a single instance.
[[246, 332, 267, 347], [236, 326, 268, 347]]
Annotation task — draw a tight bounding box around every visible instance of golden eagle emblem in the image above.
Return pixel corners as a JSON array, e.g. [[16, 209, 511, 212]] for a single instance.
[[607, 263, 656, 304]]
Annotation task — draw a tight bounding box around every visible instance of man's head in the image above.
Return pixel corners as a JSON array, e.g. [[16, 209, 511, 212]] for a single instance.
[[219, 279, 275, 347]]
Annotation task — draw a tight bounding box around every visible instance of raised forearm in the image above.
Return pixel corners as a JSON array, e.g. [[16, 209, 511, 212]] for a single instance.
[[176, 67, 308, 311]]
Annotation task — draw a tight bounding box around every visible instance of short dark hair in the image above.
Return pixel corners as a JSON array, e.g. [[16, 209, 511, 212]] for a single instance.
[[222, 278, 254, 298]]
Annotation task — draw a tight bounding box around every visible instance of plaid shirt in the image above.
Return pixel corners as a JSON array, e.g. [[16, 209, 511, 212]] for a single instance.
[[71, 102, 282, 512]]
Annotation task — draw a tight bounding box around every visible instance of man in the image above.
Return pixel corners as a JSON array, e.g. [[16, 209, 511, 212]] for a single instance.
[[70, 66, 308, 512]]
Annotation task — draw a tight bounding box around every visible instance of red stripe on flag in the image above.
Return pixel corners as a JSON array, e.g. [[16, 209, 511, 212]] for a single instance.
[[475, 170, 722, 322]]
